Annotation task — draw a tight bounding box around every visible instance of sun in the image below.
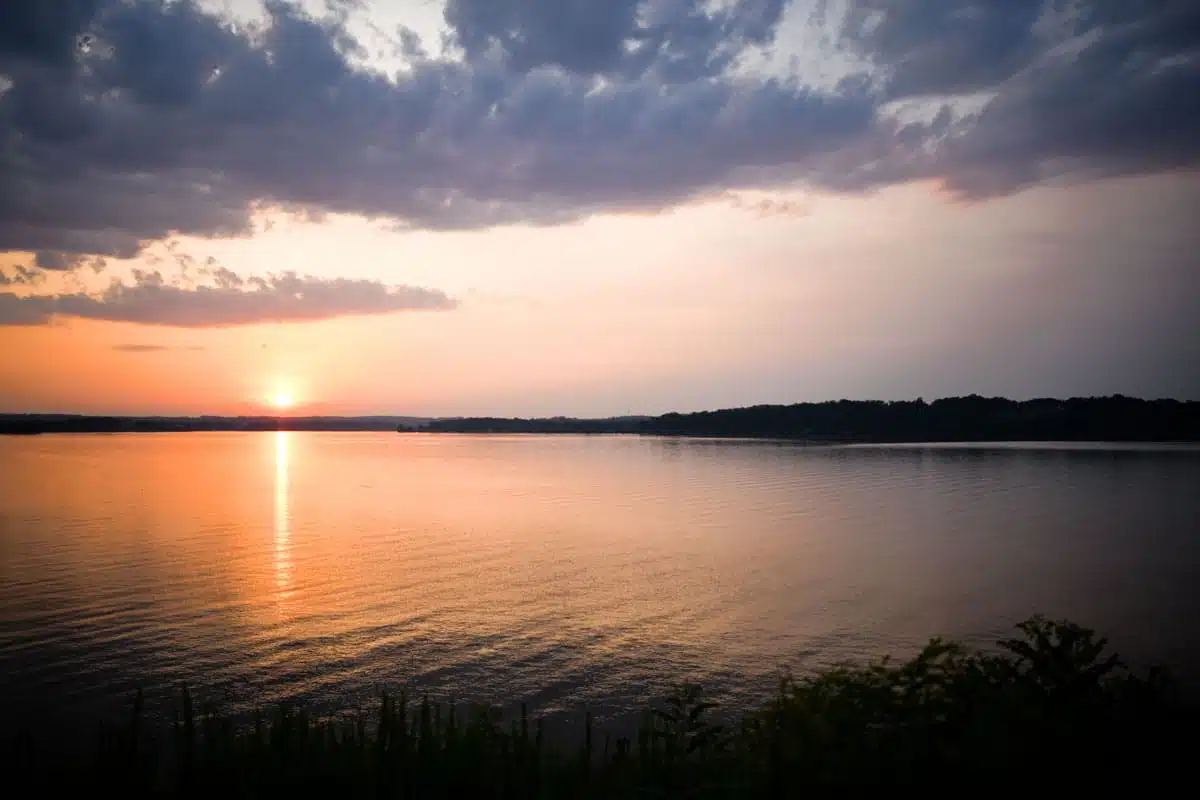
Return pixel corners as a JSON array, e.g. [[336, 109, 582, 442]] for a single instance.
[[269, 390, 295, 410]]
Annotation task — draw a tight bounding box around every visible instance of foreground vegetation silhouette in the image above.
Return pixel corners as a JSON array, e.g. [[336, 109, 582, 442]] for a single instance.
[[8, 617, 1193, 797]]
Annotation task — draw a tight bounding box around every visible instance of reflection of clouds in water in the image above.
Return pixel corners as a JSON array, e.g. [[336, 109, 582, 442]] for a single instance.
[[274, 431, 292, 599]]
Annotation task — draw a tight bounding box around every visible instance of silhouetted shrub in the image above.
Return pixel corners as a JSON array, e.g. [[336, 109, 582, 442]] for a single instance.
[[6, 616, 1192, 797]]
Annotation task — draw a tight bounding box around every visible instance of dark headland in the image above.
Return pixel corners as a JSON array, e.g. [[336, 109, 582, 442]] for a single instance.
[[6, 396, 1197, 441]]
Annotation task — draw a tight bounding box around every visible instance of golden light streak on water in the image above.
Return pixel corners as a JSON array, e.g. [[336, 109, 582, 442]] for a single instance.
[[274, 430, 293, 603]]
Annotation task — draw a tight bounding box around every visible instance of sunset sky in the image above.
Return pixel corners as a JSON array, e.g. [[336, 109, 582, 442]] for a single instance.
[[1, 0, 1197, 417]]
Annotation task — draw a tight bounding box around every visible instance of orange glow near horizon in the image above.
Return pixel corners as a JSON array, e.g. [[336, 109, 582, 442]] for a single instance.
[[2, 176, 1196, 417]]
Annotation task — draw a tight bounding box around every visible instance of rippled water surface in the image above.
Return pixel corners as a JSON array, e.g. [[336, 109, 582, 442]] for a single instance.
[[2, 433, 1198, 729]]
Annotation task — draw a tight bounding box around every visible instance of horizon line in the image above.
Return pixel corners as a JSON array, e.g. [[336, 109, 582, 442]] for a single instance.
[[2, 393, 1198, 422]]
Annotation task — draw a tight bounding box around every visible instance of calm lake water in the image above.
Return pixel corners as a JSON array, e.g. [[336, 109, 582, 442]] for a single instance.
[[2, 433, 1198, 732]]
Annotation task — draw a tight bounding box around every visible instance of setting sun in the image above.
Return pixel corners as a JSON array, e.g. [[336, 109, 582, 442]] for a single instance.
[[269, 391, 295, 411]]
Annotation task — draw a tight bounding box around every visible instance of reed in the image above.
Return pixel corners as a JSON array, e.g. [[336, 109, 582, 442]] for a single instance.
[[6, 616, 1193, 797]]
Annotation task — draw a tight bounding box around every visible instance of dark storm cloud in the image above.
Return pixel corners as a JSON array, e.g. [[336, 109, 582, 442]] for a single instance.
[[832, 0, 1047, 98], [33, 251, 81, 270], [934, 6, 1200, 198], [443, 0, 788, 81], [0, 0, 1196, 262], [0, 271, 456, 327], [830, 0, 1200, 197], [0, 0, 875, 262]]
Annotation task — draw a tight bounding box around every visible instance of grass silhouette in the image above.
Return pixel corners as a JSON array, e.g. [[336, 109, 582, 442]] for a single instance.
[[6, 616, 1193, 797]]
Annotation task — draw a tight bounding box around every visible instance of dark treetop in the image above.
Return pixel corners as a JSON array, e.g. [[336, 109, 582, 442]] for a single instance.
[[417, 396, 1200, 442], [4, 396, 1197, 440]]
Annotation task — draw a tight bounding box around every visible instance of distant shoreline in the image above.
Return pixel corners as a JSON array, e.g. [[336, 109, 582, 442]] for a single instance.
[[5, 431, 1198, 448], [0, 415, 420, 435], [3, 395, 1198, 441], [410, 395, 1200, 442]]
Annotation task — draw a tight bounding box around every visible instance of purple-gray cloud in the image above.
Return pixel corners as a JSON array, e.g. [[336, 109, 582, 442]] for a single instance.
[[828, 0, 1200, 198], [444, 0, 789, 81], [0, 264, 42, 286], [33, 251, 83, 271], [0, 270, 456, 327], [0, 0, 1195, 264]]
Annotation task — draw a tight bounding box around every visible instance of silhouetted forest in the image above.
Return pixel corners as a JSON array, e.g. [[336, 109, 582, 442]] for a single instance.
[[5, 396, 1199, 441], [419, 396, 1200, 441]]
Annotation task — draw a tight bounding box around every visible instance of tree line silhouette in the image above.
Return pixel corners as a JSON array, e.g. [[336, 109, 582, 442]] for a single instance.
[[4, 396, 1197, 440], [419, 396, 1200, 441]]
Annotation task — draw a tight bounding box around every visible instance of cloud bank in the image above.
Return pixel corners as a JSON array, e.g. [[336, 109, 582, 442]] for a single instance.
[[0, 270, 456, 327], [0, 0, 1195, 264]]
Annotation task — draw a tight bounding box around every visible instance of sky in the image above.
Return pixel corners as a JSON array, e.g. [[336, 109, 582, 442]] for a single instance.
[[0, 0, 1197, 417]]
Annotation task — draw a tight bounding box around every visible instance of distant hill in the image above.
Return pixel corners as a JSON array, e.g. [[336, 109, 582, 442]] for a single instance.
[[416, 396, 1200, 442]]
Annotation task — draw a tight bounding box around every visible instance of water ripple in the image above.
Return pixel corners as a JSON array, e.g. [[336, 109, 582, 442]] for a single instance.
[[2, 433, 1199, 732]]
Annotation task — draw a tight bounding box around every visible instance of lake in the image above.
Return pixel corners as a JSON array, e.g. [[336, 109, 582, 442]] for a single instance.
[[2, 433, 1198, 733]]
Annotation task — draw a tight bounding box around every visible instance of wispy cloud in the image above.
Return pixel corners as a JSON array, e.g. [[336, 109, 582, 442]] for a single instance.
[[0, 264, 42, 286], [0, 270, 456, 327], [111, 344, 207, 352], [726, 193, 810, 218]]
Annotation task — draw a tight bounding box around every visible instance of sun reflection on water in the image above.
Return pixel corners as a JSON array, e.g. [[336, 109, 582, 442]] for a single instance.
[[273, 430, 293, 602]]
